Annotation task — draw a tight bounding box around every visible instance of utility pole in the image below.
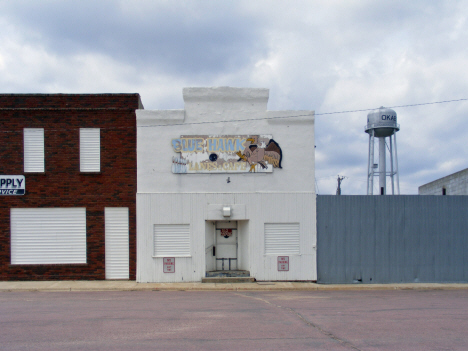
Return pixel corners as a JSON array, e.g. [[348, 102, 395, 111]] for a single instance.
[[336, 175, 345, 195]]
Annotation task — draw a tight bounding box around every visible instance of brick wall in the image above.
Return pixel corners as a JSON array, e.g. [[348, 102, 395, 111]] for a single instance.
[[0, 94, 140, 280]]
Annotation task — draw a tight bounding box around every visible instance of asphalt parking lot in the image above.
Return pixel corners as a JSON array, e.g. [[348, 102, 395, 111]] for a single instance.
[[1, 289, 467, 350]]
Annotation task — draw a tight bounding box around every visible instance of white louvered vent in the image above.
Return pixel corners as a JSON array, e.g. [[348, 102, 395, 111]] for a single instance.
[[264, 223, 300, 255], [153, 224, 190, 257], [80, 128, 100, 172], [105, 208, 129, 280], [10, 208, 86, 264], [24, 128, 44, 172]]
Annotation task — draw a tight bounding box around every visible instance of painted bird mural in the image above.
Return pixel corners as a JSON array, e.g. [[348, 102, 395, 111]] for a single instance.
[[236, 137, 283, 172]]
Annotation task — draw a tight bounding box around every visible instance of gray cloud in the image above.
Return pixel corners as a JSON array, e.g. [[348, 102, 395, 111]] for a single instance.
[[0, 1, 267, 77], [1, 0, 467, 194]]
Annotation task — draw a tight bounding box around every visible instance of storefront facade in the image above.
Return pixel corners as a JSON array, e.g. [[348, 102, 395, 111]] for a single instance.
[[136, 87, 316, 282], [0, 94, 141, 280]]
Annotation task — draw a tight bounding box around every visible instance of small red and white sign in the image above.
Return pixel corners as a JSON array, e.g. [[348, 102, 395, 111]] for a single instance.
[[220, 229, 232, 238], [278, 256, 289, 271], [163, 257, 175, 273]]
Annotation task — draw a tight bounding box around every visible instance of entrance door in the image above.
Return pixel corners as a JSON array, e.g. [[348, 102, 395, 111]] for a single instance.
[[215, 222, 237, 270], [105, 207, 129, 280]]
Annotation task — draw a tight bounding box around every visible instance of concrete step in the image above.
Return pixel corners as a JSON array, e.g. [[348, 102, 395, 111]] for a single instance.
[[202, 276, 256, 283], [205, 270, 251, 278]]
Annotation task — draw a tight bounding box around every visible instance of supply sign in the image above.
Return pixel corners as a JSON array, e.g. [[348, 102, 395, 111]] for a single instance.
[[0, 176, 25, 195]]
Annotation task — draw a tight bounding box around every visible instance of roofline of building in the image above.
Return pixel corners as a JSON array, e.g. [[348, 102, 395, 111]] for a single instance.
[[0, 93, 144, 110], [418, 167, 468, 189]]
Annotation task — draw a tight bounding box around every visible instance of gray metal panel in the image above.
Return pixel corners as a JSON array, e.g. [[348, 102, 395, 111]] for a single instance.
[[317, 195, 468, 284]]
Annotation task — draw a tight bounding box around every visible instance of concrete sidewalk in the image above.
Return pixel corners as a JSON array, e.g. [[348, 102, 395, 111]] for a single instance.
[[1, 280, 468, 292]]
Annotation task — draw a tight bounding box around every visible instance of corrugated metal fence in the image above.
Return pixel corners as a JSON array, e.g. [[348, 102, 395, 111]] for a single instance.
[[317, 195, 468, 284]]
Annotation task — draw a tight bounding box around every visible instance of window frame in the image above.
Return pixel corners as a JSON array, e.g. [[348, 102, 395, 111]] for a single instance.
[[10, 207, 87, 265], [80, 128, 101, 172], [153, 224, 191, 258], [264, 222, 301, 255], [23, 128, 45, 173]]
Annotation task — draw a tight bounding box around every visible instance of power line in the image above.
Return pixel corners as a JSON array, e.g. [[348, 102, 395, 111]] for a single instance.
[[316, 175, 337, 180], [136, 113, 313, 128], [137, 97, 468, 128], [1, 97, 466, 133], [314, 98, 468, 116]]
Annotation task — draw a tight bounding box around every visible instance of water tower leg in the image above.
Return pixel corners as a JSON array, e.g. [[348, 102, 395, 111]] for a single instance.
[[394, 133, 400, 194], [368, 132, 375, 195], [367, 134, 371, 194], [389, 136, 394, 195], [379, 137, 386, 195]]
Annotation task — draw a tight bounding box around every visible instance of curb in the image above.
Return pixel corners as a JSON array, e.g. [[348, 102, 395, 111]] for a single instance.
[[1, 281, 468, 292]]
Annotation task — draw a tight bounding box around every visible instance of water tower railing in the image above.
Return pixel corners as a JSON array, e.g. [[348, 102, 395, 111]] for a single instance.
[[364, 123, 400, 132]]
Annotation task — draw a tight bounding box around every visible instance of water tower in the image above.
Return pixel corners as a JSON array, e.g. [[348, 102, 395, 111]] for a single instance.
[[365, 107, 400, 195]]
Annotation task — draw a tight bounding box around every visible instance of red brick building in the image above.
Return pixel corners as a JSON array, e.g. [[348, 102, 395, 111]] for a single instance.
[[0, 94, 142, 280]]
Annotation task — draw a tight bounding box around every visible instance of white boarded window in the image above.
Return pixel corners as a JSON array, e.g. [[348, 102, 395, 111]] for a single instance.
[[105, 208, 129, 280], [11, 208, 87, 264], [80, 128, 100, 172], [24, 128, 44, 172], [264, 223, 300, 255], [153, 224, 190, 257]]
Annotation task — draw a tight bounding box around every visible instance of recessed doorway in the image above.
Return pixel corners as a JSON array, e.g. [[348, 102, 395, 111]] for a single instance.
[[215, 221, 237, 271], [204, 219, 252, 282]]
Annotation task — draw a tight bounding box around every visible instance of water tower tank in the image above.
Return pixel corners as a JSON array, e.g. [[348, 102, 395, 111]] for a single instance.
[[365, 107, 399, 137], [365, 106, 400, 195]]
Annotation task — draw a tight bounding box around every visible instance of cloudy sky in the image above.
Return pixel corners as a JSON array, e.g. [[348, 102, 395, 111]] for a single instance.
[[1, 0, 467, 194]]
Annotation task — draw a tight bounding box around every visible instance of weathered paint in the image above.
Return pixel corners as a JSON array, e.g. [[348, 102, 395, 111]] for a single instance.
[[137, 87, 314, 194], [136, 87, 315, 282], [137, 192, 316, 282], [317, 195, 468, 284], [171, 135, 282, 173]]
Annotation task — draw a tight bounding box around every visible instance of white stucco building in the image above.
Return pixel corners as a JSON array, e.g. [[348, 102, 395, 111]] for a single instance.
[[136, 87, 315, 282]]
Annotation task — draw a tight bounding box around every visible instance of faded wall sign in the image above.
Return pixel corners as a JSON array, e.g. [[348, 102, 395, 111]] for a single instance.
[[171, 135, 282, 173]]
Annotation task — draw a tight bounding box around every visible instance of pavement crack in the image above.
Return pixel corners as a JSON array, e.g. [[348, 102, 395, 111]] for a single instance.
[[286, 308, 363, 351], [233, 292, 363, 351]]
